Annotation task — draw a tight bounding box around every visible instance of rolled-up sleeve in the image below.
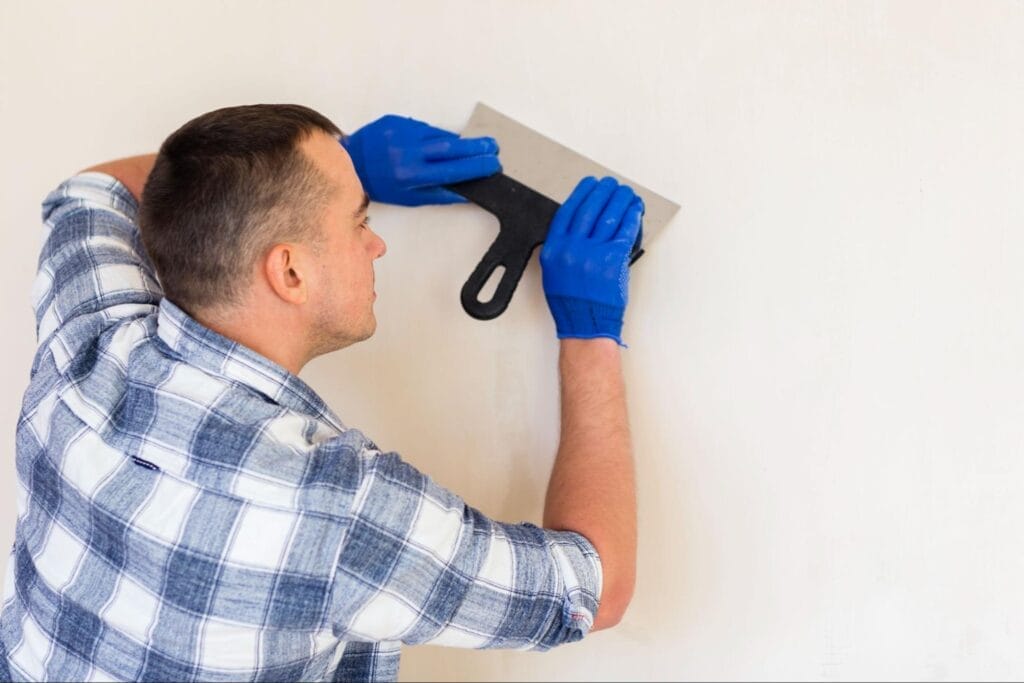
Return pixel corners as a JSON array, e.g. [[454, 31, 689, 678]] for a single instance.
[[328, 450, 603, 651]]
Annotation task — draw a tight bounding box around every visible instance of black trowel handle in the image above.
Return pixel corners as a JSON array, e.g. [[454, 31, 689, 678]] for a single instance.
[[459, 232, 536, 320], [447, 173, 559, 320]]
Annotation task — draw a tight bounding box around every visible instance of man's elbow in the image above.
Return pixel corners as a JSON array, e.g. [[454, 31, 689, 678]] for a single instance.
[[591, 575, 636, 631]]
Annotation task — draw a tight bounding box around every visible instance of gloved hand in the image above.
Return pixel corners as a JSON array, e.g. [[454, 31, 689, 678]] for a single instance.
[[341, 115, 501, 206], [540, 176, 644, 346]]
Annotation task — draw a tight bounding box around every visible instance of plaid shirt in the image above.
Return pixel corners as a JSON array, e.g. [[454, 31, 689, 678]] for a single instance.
[[0, 172, 602, 682]]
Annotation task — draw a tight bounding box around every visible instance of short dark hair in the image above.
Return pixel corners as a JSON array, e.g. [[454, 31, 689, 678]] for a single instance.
[[138, 104, 343, 314]]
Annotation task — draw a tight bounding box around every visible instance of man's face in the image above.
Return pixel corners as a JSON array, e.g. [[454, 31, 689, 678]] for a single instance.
[[300, 130, 387, 354]]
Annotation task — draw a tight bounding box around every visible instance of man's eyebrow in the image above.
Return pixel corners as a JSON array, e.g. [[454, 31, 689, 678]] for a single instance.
[[352, 192, 370, 219]]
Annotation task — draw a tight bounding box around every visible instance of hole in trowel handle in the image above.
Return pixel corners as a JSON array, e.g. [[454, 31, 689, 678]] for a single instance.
[[477, 265, 506, 304]]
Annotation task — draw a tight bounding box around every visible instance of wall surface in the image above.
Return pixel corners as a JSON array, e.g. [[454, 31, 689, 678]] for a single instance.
[[2, 1, 1023, 680]]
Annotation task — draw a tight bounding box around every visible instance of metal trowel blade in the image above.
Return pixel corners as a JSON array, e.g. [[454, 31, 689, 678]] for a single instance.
[[460, 102, 680, 246]]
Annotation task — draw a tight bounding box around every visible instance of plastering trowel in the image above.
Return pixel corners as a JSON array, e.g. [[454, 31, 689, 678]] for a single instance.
[[446, 103, 679, 320]]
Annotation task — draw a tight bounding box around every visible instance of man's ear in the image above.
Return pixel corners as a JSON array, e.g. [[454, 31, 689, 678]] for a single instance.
[[263, 243, 309, 305]]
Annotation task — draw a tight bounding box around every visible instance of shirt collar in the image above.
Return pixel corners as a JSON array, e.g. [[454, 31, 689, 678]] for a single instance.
[[155, 298, 346, 433]]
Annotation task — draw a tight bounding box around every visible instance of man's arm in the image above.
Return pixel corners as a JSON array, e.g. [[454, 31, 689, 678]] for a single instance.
[[537, 176, 645, 631], [81, 154, 156, 202], [543, 338, 637, 631], [33, 155, 162, 353]]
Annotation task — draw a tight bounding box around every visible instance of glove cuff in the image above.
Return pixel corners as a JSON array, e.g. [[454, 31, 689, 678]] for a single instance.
[[546, 296, 626, 347]]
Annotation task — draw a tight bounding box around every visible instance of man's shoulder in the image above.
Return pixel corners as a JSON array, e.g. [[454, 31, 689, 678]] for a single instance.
[[22, 307, 385, 515], [23, 311, 158, 432]]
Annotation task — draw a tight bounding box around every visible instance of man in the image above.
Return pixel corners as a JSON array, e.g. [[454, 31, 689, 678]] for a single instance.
[[0, 104, 641, 682]]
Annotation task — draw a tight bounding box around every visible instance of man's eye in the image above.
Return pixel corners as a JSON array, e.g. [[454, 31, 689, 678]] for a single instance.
[[360, 215, 372, 229]]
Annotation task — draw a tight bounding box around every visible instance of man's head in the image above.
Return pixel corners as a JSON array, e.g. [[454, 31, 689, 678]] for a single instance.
[[139, 104, 387, 370]]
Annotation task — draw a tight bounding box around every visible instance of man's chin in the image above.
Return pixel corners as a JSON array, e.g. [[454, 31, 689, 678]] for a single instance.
[[352, 315, 377, 344], [310, 315, 376, 357]]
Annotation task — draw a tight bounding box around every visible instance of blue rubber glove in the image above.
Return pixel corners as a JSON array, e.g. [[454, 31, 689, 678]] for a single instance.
[[341, 115, 501, 206], [540, 176, 645, 346]]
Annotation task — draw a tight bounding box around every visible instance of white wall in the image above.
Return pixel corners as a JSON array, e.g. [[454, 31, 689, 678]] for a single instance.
[[2, 1, 1023, 680]]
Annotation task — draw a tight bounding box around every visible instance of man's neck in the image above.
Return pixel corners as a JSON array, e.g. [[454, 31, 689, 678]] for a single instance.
[[191, 305, 307, 376]]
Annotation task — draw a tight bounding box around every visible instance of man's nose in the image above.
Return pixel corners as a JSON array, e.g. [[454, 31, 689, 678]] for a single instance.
[[375, 233, 387, 258]]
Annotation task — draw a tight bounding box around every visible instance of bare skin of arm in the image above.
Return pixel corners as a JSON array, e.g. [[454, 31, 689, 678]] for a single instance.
[[81, 154, 157, 202], [543, 338, 637, 631]]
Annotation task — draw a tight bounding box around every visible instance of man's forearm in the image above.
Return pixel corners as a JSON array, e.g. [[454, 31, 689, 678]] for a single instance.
[[81, 154, 157, 203], [542, 338, 637, 631]]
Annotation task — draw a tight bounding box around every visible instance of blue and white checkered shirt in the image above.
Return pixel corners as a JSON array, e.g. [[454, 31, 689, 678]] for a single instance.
[[0, 172, 602, 682]]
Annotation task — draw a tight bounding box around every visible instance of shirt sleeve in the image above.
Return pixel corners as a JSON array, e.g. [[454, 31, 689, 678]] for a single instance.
[[327, 447, 603, 651], [33, 172, 162, 352]]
